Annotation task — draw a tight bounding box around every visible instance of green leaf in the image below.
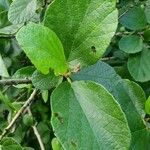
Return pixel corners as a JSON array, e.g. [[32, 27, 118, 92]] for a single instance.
[[32, 70, 62, 90], [0, 9, 10, 28], [42, 90, 49, 103], [0, 53, 9, 77], [119, 6, 147, 30], [0, 91, 15, 110], [0, 0, 10, 10], [23, 147, 34, 150], [119, 35, 143, 54], [16, 22, 68, 75], [12, 66, 35, 88], [145, 5, 150, 24], [13, 66, 35, 79], [127, 48, 150, 82], [23, 114, 34, 126], [143, 29, 150, 42], [0, 24, 23, 35], [8, 0, 37, 24], [145, 96, 150, 115], [71, 61, 149, 149], [51, 81, 131, 149], [44, 0, 118, 67], [0, 137, 22, 150], [37, 122, 51, 145], [52, 138, 63, 150]]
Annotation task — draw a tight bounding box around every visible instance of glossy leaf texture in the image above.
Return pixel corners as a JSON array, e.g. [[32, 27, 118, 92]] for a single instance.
[[71, 61, 149, 149], [127, 48, 150, 82], [51, 81, 131, 150], [44, 0, 118, 67], [8, 0, 37, 24], [16, 22, 68, 75]]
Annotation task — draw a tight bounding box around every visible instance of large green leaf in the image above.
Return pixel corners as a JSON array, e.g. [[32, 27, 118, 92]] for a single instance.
[[127, 48, 150, 82], [44, 0, 118, 67], [16, 22, 68, 75], [8, 0, 37, 24], [71, 61, 149, 149], [51, 81, 131, 149]]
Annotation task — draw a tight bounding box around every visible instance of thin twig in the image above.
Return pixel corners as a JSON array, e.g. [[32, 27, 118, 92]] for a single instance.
[[101, 57, 116, 61], [118, 9, 129, 19], [27, 108, 45, 150], [0, 79, 32, 86], [0, 89, 37, 141]]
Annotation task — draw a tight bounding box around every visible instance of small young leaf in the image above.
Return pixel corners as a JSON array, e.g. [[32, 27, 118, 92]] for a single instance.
[[119, 35, 143, 54], [12, 66, 35, 88], [13, 66, 35, 79], [42, 90, 49, 103], [52, 138, 63, 150], [23, 114, 34, 127], [51, 81, 131, 149], [145, 96, 150, 115], [32, 70, 62, 90], [16, 22, 68, 75], [8, 0, 37, 24]]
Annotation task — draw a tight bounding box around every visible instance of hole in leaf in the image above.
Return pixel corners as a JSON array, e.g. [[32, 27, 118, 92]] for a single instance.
[[91, 46, 96, 53]]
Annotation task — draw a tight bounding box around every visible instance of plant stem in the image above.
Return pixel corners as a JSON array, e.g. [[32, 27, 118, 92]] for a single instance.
[[0, 79, 32, 86], [101, 57, 116, 61], [0, 89, 37, 141], [27, 108, 45, 150]]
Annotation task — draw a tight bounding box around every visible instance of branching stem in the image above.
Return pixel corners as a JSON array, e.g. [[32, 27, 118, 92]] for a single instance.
[[0, 89, 37, 141], [0, 79, 32, 86]]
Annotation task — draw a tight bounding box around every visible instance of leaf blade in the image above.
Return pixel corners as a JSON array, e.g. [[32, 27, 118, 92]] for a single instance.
[[16, 22, 68, 75], [51, 81, 131, 149], [44, 0, 118, 67]]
